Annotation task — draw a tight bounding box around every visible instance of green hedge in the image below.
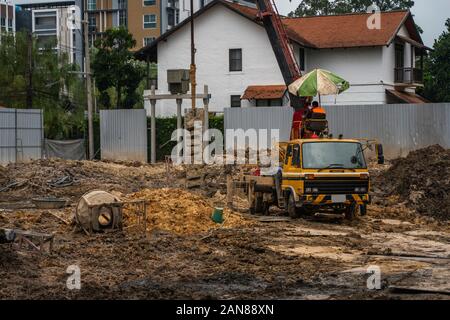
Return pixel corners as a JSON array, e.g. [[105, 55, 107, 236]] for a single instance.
[[148, 115, 224, 161]]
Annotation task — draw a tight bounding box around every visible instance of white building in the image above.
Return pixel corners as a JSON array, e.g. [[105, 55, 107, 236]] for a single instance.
[[161, 0, 246, 33], [0, 0, 15, 35], [139, 0, 430, 117], [15, 0, 83, 66]]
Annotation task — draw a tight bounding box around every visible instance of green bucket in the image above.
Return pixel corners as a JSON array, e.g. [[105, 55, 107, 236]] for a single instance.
[[211, 207, 224, 224]]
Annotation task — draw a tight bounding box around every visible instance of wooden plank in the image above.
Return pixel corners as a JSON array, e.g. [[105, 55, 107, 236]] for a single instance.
[[144, 93, 212, 101]]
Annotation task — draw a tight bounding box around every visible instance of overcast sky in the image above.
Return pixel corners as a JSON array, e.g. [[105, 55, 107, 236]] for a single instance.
[[277, 0, 450, 47]]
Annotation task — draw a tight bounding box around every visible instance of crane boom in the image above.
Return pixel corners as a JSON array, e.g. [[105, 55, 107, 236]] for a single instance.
[[255, 0, 304, 108]]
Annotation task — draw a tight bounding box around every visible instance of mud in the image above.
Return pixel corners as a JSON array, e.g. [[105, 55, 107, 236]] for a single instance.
[[374, 145, 450, 221], [0, 155, 449, 300]]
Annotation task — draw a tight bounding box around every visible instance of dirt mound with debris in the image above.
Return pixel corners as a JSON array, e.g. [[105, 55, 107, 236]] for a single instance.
[[376, 145, 450, 220], [125, 188, 251, 235], [0, 159, 182, 203]]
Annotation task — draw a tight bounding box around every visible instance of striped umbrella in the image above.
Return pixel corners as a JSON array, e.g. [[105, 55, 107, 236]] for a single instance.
[[288, 69, 350, 98]]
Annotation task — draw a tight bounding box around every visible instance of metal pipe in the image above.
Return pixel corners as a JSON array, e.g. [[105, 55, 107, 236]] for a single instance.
[[190, 0, 196, 111]]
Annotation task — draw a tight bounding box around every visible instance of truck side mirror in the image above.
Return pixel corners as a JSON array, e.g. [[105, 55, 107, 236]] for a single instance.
[[376, 144, 384, 165]]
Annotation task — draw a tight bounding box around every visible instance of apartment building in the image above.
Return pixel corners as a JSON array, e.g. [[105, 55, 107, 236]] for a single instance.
[[128, 0, 161, 49], [0, 0, 15, 35], [85, 0, 127, 44], [15, 0, 83, 66]]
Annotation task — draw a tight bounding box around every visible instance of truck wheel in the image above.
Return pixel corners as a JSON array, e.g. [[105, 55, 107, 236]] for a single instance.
[[287, 193, 300, 219], [360, 204, 367, 216], [250, 195, 264, 215], [262, 201, 270, 216], [345, 204, 358, 220]]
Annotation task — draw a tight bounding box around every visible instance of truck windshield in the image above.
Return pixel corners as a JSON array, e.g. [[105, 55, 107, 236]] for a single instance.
[[302, 142, 367, 169]]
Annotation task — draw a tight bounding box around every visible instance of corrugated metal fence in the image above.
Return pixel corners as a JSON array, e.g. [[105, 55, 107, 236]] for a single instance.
[[224, 103, 450, 158], [0, 109, 44, 164], [324, 103, 450, 157], [224, 107, 294, 143], [100, 109, 148, 162]]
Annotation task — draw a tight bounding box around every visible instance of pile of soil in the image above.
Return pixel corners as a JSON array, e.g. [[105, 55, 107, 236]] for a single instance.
[[376, 145, 450, 220], [125, 188, 250, 235], [0, 159, 182, 202]]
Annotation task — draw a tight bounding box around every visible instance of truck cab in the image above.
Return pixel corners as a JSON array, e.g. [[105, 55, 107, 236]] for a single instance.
[[281, 139, 372, 219]]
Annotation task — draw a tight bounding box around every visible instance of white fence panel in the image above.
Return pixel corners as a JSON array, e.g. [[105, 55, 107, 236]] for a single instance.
[[0, 109, 44, 164], [100, 109, 148, 162]]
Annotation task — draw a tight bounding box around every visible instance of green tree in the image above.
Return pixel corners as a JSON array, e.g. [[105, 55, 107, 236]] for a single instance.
[[0, 31, 86, 139], [288, 0, 414, 17], [420, 19, 450, 102], [92, 27, 145, 109]]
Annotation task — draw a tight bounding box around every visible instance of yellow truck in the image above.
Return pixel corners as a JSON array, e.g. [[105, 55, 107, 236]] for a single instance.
[[244, 138, 384, 220]]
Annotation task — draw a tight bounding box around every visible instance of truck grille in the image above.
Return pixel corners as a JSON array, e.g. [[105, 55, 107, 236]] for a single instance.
[[304, 180, 369, 194]]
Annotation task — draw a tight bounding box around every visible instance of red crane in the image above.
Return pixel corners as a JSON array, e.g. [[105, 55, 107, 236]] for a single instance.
[[255, 0, 309, 138]]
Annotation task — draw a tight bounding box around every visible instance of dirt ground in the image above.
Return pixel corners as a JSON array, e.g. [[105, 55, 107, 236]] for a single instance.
[[0, 158, 449, 300]]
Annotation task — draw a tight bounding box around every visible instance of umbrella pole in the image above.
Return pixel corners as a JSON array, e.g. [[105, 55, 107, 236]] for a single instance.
[[319, 94, 321, 105]]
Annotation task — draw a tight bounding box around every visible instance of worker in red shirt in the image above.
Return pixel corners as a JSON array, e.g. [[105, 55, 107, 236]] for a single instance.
[[291, 102, 309, 139]]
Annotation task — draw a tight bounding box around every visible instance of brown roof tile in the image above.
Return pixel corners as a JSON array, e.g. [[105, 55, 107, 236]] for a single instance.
[[242, 85, 287, 100], [226, 1, 419, 49], [136, 1, 423, 58], [386, 89, 430, 104]]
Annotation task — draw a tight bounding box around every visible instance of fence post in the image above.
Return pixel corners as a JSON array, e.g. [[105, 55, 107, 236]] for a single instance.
[[150, 86, 157, 164], [14, 109, 18, 163]]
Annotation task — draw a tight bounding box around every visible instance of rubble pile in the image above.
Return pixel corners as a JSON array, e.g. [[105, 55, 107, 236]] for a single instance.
[[0, 159, 177, 202], [376, 145, 450, 220], [125, 188, 250, 235]]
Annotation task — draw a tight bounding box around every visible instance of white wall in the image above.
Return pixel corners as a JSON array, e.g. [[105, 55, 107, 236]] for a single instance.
[[150, 4, 285, 117], [305, 47, 389, 105]]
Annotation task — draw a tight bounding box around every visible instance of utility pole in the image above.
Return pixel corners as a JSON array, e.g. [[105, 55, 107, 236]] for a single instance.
[[27, 32, 33, 109], [190, 0, 196, 111], [83, 18, 94, 160]]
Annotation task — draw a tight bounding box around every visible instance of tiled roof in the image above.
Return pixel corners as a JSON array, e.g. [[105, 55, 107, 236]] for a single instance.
[[242, 85, 287, 100], [226, 1, 420, 49], [386, 89, 430, 104], [136, 0, 424, 58]]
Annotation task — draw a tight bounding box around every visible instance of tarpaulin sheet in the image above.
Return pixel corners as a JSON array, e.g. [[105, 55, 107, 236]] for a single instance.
[[45, 139, 86, 160]]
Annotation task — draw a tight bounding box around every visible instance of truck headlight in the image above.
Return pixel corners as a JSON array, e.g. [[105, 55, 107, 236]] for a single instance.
[[312, 188, 319, 193], [355, 187, 367, 193], [305, 188, 312, 193]]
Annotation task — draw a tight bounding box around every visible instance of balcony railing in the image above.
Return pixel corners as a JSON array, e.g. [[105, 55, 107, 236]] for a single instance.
[[394, 67, 423, 84]]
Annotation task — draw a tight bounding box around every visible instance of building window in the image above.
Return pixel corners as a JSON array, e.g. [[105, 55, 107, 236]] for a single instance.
[[119, 10, 127, 26], [229, 49, 242, 72], [118, 0, 127, 9], [87, 0, 96, 10], [231, 95, 241, 108], [167, 9, 174, 27], [299, 47, 305, 71], [143, 37, 155, 47], [88, 15, 97, 31], [256, 99, 283, 107], [143, 14, 157, 29], [143, 0, 156, 5]]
